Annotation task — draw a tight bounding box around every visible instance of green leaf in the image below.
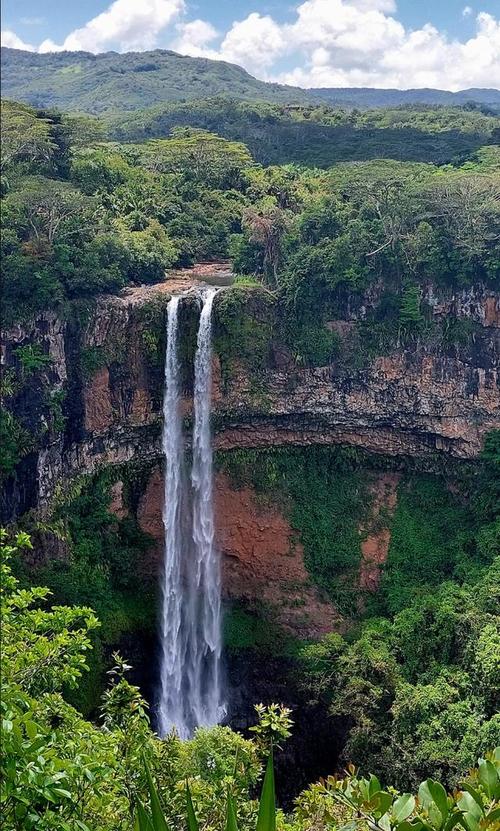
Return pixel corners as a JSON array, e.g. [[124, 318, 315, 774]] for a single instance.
[[443, 813, 467, 831], [25, 720, 38, 740], [52, 788, 72, 799], [486, 807, 500, 824], [369, 774, 382, 797], [419, 779, 449, 822], [460, 814, 479, 831], [460, 784, 484, 812], [393, 794, 416, 823], [458, 792, 483, 820], [374, 792, 394, 817], [186, 782, 199, 831], [143, 758, 169, 831], [225, 789, 239, 831], [256, 751, 276, 831], [396, 822, 425, 831], [478, 761, 498, 800], [379, 815, 392, 831], [135, 801, 155, 831]]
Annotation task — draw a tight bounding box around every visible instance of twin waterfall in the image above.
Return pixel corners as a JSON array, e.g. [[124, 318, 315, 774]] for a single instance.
[[157, 289, 223, 739]]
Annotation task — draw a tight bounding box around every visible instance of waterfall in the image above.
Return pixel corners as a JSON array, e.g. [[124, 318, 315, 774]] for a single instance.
[[158, 294, 185, 737], [157, 289, 222, 739]]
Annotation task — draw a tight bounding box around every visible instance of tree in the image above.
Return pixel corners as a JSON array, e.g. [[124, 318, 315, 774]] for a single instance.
[[242, 206, 290, 285], [399, 284, 424, 332], [0, 100, 56, 174], [139, 129, 253, 189], [5, 177, 93, 251], [424, 175, 500, 277]]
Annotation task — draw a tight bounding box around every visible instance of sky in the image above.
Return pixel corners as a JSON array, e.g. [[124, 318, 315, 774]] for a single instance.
[[1, 0, 500, 90]]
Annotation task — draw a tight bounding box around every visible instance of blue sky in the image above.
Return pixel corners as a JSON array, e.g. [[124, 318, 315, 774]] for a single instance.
[[2, 0, 500, 90], [3, 0, 498, 44]]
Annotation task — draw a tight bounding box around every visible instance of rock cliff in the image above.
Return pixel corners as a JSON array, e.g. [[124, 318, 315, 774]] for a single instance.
[[2, 280, 499, 636]]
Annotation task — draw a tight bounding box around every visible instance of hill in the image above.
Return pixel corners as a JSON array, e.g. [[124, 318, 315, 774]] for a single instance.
[[0, 47, 312, 112], [310, 87, 500, 109], [2, 46, 499, 114]]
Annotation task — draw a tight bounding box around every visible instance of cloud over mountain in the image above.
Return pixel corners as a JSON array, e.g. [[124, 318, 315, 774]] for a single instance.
[[2, 0, 499, 90]]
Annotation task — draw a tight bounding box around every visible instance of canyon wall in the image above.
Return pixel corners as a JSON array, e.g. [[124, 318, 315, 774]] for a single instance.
[[2, 281, 499, 636]]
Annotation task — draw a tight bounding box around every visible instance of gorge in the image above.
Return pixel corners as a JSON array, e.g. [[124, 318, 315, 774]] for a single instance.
[[1, 86, 499, 824], [2, 272, 498, 797]]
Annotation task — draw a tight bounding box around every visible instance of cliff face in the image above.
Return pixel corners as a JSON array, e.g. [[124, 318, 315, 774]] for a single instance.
[[2, 281, 499, 635], [212, 286, 499, 460]]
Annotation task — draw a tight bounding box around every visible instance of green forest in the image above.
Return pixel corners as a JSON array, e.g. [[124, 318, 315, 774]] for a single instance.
[[1, 71, 499, 831], [2, 98, 498, 327]]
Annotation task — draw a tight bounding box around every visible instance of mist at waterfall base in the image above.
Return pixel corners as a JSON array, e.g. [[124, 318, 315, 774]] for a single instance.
[[157, 289, 224, 739]]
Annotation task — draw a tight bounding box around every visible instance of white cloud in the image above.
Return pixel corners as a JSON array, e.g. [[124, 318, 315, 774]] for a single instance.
[[1, 0, 500, 91], [172, 18, 218, 57], [1, 29, 35, 50], [218, 13, 287, 73], [282, 2, 500, 89], [172, 11, 287, 75], [39, 0, 185, 53], [180, 0, 500, 91]]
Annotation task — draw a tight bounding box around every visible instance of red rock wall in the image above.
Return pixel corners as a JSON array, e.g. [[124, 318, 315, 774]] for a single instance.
[[127, 464, 404, 638]]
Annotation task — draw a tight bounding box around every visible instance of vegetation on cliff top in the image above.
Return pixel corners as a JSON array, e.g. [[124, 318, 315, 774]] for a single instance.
[[2, 98, 498, 328]]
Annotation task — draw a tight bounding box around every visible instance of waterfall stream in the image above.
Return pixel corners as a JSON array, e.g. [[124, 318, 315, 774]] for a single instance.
[[157, 289, 222, 739]]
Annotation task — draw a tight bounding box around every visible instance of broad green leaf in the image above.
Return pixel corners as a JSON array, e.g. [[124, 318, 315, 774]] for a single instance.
[[186, 782, 199, 831], [485, 807, 500, 824], [369, 774, 382, 797], [458, 792, 482, 820], [379, 814, 391, 831], [393, 794, 416, 822], [396, 821, 425, 831], [52, 788, 72, 799], [460, 814, 479, 831], [374, 791, 394, 817], [420, 779, 449, 822], [225, 789, 239, 831], [25, 720, 37, 740], [478, 761, 498, 800], [256, 751, 276, 831], [443, 813, 468, 831], [143, 759, 169, 831], [460, 784, 484, 811]]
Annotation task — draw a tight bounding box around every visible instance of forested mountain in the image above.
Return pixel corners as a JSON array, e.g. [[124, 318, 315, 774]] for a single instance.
[[2, 46, 499, 114], [0, 47, 312, 112], [310, 86, 500, 108]]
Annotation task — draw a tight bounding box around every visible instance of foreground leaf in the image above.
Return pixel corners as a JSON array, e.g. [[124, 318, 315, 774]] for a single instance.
[[186, 782, 199, 831], [225, 788, 239, 831], [135, 800, 155, 831], [256, 751, 276, 831], [144, 759, 169, 831]]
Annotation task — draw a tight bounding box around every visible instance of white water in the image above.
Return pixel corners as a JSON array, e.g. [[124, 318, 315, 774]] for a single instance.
[[157, 289, 222, 738]]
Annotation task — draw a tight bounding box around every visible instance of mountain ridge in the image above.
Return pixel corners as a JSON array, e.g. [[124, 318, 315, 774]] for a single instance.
[[2, 46, 499, 113]]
